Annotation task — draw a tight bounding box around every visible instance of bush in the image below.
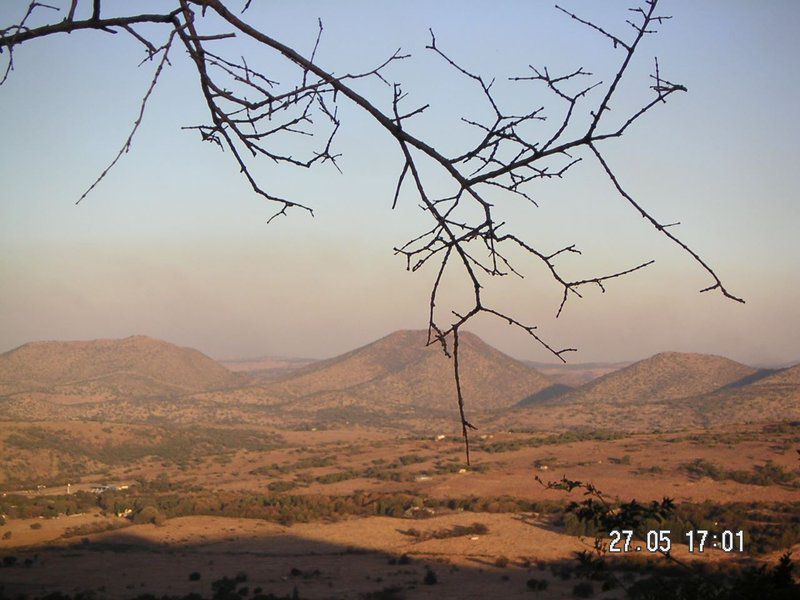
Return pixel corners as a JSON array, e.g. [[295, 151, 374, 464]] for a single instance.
[[315, 470, 358, 484], [189, 571, 201, 581], [29, 523, 43, 530], [495, 556, 510, 568], [423, 568, 438, 585], [682, 459, 797, 487], [399, 454, 425, 466], [62, 520, 129, 539], [363, 586, 404, 600], [267, 480, 297, 493], [133, 505, 166, 526], [399, 522, 489, 541], [572, 581, 595, 598], [2, 531, 11, 540], [527, 578, 549, 591]]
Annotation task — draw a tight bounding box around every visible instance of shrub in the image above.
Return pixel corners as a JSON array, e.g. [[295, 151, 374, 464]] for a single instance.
[[2, 531, 11, 540], [423, 568, 438, 585], [399, 522, 489, 541], [399, 454, 425, 466], [133, 505, 166, 526], [572, 581, 594, 597], [682, 459, 797, 487], [315, 470, 358, 484], [267, 480, 297, 493], [363, 586, 404, 600], [61, 520, 129, 539], [189, 571, 201, 581], [527, 578, 549, 591], [29, 523, 43, 530], [495, 556, 510, 568], [288, 567, 320, 579]]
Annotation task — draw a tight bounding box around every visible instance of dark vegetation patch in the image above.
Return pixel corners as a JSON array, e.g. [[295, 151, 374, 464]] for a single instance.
[[3, 425, 285, 489], [249, 454, 335, 476], [399, 522, 489, 541], [681, 459, 797, 487], [477, 430, 624, 454], [62, 520, 132, 538], [2, 478, 563, 528]]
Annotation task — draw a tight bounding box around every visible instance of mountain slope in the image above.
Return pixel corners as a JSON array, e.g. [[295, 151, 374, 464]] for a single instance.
[[752, 363, 800, 387], [492, 355, 799, 433], [264, 330, 552, 412], [685, 363, 800, 426], [560, 351, 756, 405], [0, 336, 241, 400]]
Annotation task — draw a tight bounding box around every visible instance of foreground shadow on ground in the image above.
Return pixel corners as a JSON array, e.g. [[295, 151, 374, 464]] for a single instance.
[[0, 522, 793, 600], [0, 522, 633, 600]]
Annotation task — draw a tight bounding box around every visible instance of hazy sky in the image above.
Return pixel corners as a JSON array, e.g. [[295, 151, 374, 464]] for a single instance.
[[1, 1, 798, 365]]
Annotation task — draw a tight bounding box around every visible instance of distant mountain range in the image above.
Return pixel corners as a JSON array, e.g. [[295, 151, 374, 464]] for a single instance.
[[521, 360, 631, 387], [220, 356, 317, 379], [498, 351, 798, 432], [0, 332, 797, 432]]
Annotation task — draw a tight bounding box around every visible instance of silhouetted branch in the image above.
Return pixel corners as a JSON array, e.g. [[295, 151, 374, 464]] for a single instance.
[[76, 31, 176, 204]]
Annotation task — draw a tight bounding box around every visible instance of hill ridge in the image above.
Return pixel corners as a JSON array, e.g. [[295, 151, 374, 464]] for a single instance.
[[263, 329, 552, 412], [0, 335, 241, 401], [558, 350, 756, 405]]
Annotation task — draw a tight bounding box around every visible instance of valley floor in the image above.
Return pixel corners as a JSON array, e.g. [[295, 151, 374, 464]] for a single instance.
[[1, 421, 799, 598]]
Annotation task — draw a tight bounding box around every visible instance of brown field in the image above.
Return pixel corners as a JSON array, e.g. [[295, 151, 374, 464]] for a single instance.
[[2, 421, 797, 503], [1, 419, 798, 599]]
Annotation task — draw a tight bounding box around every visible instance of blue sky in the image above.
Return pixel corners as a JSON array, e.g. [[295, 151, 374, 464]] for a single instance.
[[1, 1, 798, 364]]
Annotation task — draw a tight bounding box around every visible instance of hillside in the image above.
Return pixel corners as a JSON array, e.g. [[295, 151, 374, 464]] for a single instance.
[[558, 351, 756, 405], [752, 363, 800, 387], [494, 355, 800, 433], [0, 336, 241, 400], [263, 330, 552, 413], [683, 363, 800, 427]]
